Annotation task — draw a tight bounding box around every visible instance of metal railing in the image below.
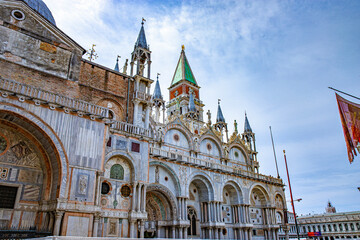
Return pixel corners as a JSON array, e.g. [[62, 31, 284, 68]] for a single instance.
[[0, 77, 109, 118], [150, 147, 283, 185], [111, 120, 153, 138]]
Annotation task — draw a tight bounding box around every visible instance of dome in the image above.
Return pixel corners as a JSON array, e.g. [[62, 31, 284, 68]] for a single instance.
[[17, 0, 56, 25]]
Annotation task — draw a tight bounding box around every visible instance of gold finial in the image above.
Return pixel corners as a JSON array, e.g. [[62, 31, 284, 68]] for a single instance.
[[283, 150, 286, 153], [182, 45, 185, 51], [86, 44, 98, 62], [142, 18, 146, 24]]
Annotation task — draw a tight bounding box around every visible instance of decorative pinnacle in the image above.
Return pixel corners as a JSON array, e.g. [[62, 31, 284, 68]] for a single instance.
[[283, 150, 286, 154], [116, 55, 121, 62], [218, 99, 221, 105], [142, 18, 146, 25], [157, 73, 160, 81], [182, 45, 185, 51]]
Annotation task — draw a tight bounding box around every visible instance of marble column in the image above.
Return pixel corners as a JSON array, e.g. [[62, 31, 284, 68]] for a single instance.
[[183, 198, 187, 221], [133, 100, 139, 125], [129, 220, 135, 238], [179, 227, 183, 239], [272, 229, 277, 240], [172, 227, 176, 239], [207, 203, 211, 222], [92, 214, 100, 237], [184, 227, 188, 239], [140, 220, 145, 238], [47, 212, 54, 233], [142, 184, 147, 212], [132, 182, 137, 211], [215, 228, 219, 239], [178, 198, 182, 220], [144, 106, 151, 129], [244, 229, 248, 240], [53, 211, 64, 236], [200, 203, 204, 222], [208, 227, 213, 239], [137, 183, 142, 211]]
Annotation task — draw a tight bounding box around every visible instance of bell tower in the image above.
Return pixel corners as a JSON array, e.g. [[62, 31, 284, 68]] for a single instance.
[[166, 46, 204, 121], [130, 20, 153, 128]]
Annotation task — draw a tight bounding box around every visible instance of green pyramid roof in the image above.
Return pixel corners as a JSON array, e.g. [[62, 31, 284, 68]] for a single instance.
[[170, 48, 198, 87]]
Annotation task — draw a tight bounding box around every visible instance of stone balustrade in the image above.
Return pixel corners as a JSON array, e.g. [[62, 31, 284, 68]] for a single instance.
[[133, 90, 152, 102], [0, 77, 109, 118], [110, 120, 153, 138], [150, 147, 283, 185]]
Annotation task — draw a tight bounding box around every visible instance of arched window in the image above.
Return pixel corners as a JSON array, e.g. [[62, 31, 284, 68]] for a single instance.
[[110, 164, 124, 180], [187, 207, 197, 236]]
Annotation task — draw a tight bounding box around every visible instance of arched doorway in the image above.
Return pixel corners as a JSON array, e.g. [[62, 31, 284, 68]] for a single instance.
[[250, 185, 270, 240], [223, 182, 243, 239], [0, 110, 63, 236], [188, 174, 215, 239], [145, 184, 177, 238]]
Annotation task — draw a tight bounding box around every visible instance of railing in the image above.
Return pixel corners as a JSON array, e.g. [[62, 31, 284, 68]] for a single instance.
[[0, 77, 109, 118], [133, 91, 152, 102], [150, 147, 283, 185], [111, 120, 153, 138]]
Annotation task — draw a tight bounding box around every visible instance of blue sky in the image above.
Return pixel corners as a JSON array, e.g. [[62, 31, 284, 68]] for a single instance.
[[45, 0, 360, 215]]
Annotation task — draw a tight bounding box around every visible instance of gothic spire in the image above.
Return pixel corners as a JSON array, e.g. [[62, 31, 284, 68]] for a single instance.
[[153, 73, 163, 100], [244, 112, 252, 133], [170, 45, 198, 87], [135, 20, 148, 49], [114, 55, 120, 72], [216, 99, 225, 123]]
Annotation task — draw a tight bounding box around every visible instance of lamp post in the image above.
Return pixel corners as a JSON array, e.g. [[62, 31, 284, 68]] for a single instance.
[[283, 150, 301, 240]]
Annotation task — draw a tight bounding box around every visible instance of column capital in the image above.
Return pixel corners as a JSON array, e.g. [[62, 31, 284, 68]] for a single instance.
[[55, 211, 64, 218], [94, 212, 101, 221]]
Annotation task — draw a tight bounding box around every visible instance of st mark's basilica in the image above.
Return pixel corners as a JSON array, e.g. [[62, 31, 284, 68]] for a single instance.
[[0, 0, 287, 239]]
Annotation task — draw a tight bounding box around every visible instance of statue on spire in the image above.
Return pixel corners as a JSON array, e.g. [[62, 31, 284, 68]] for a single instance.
[[123, 59, 128, 74]]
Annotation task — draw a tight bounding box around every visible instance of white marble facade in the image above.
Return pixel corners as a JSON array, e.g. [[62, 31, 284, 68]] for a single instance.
[[0, 0, 288, 239]]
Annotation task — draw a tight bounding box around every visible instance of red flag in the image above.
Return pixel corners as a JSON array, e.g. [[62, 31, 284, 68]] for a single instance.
[[336, 93, 360, 163]]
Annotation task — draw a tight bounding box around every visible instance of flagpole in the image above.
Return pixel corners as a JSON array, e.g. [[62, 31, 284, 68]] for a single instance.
[[283, 150, 300, 240], [269, 126, 280, 178], [328, 87, 360, 101]]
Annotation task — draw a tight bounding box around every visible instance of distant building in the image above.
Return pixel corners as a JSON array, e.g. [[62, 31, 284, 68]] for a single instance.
[[298, 203, 360, 240], [278, 211, 306, 240]]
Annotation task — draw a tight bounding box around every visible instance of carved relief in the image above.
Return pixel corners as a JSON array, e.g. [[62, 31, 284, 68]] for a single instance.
[[78, 175, 88, 195], [155, 166, 159, 183], [179, 166, 187, 185], [121, 199, 130, 209], [108, 219, 118, 236]]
